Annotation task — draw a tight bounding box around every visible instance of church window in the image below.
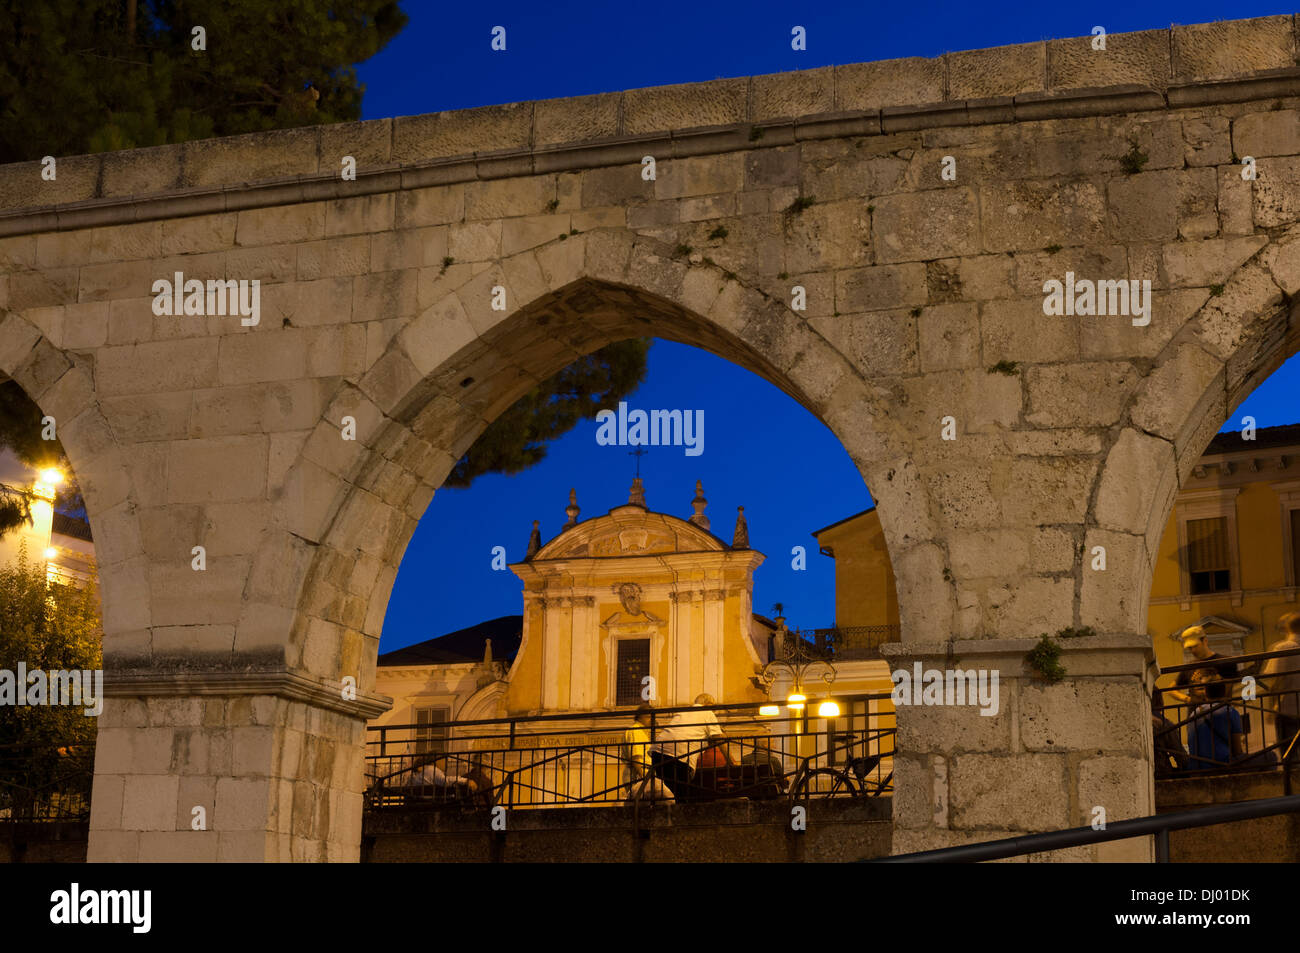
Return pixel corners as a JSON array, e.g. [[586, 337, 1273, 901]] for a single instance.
[[615, 639, 650, 706]]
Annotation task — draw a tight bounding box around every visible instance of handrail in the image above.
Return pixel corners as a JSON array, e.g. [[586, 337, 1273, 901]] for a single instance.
[[1159, 644, 1300, 676], [868, 792, 1300, 863]]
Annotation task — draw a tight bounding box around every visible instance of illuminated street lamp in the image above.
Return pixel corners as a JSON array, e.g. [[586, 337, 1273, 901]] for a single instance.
[[817, 700, 841, 719], [32, 468, 62, 502], [43, 547, 58, 561]]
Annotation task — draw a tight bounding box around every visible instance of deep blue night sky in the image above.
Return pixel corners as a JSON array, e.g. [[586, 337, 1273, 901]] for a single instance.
[[359, 1, 1300, 650]]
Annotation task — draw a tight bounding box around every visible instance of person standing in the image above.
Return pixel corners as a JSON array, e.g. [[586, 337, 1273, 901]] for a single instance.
[[1168, 626, 1240, 706], [1261, 612, 1300, 763]]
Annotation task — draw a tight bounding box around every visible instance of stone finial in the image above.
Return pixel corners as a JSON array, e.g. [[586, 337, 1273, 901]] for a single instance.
[[563, 488, 580, 529], [483, 638, 493, 664], [733, 505, 749, 548], [525, 519, 541, 559], [629, 476, 646, 507], [688, 479, 710, 529]]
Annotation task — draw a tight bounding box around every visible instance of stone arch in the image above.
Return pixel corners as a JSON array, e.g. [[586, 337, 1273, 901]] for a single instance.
[[1083, 225, 1300, 636], [258, 228, 944, 707], [0, 310, 143, 650]]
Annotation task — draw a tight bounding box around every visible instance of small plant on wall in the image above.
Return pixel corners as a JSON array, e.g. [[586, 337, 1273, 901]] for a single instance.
[[1024, 626, 1095, 682]]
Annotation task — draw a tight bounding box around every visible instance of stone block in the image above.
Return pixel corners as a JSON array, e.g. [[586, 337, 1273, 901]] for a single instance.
[[751, 67, 834, 121], [1172, 16, 1295, 80], [166, 435, 268, 503], [392, 103, 532, 162], [181, 127, 316, 187], [1024, 361, 1137, 428], [1004, 456, 1097, 525], [980, 298, 1079, 364], [623, 77, 747, 134], [1128, 341, 1223, 441], [872, 187, 980, 264], [121, 775, 180, 832], [320, 118, 392, 169], [0, 155, 99, 211], [535, 92, 621, 146], [466, 176, 557, 220], [947, 42, 1045, 99], [95, 339, 219, 396], [215, 778, 273, 833], [810, 309, 918, 377], [654, 154, 745, 200], [1020, 679, 1147, 752], [1254, 155, 1300, 228], [981, 179, 1106, 252], [917, 302, 981, 372], [395, 185, 466, 229], [835, 57, 944, 111], [835, 262, 926, 312], [1182, 116, 1232, 167], [235, 203, 327, 247], [949, 753, 1069, 830], [149, 558, 249, 627], [1046, 29, 1170, 90]]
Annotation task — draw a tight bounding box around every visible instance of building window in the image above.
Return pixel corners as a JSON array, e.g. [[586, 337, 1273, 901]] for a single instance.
[[1186, 516, 1231, 594], [1291, 509, 1300, 587], [1175, 488, 1241, 607], [615, 639, 650, 707], [413, 706, 450, 756]]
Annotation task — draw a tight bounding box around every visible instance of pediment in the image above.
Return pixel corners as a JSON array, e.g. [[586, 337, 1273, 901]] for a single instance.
[[534, 508, 727, 560]]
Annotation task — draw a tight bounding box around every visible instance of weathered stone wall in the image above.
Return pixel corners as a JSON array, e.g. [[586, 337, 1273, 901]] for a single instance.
[[363, 799, 891, 863], [2, 16, 1300, 860]]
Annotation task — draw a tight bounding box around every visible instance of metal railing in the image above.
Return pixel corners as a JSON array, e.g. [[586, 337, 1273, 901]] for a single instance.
[[365, 695, 896, 812], [0, 743, 94, 823], [1153, 645, 1300, 775], [769, 626, 901, 662], [870, 792, 1300, 863]]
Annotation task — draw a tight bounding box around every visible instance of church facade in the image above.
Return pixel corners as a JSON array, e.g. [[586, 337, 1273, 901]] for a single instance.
[[370, 479, 779, 733]]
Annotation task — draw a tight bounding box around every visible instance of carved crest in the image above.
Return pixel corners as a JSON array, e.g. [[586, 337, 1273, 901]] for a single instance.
[[618, 582, 643, 616]]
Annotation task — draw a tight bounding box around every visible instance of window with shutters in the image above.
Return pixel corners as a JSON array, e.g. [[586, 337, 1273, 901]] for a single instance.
[[1278, 482, 1300, 588], [1186, 516, 1231, 594], [615, 639, 650, 707], [1175, 488, 1241, 607], [413, 706, 450, 756], [1291, 509, 1300, 587]]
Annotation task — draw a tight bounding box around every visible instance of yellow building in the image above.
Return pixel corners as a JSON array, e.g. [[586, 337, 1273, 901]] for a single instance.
[[370, 479, 815, 803], [811, 506, 898, 630], [1147, 424, 1300, 669]]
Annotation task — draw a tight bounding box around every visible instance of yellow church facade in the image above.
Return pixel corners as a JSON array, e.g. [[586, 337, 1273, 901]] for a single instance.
[[369, 479, 788, 737], [503, 479, 770, 715]]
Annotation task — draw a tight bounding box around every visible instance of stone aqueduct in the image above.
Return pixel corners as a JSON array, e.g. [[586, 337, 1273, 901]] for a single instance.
[[2, 15, 1300, 861]]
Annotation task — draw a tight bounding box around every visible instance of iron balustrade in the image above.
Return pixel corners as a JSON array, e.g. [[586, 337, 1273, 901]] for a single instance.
[[1153, 644, 1300, 775], [364, 695, 896, 812], [0, 742, 94, 823], [769, 626, 901, 662]]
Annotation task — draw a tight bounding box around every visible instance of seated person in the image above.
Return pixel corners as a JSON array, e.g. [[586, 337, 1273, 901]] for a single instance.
[[652, 694, 728, 798], [395, 755, 478, 797], [1185, 669, 1247, 771], [623, 704, 673, 803]]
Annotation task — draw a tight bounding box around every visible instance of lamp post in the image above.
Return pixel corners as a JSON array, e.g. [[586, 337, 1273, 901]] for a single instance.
[[759, 624, 837, 759]]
